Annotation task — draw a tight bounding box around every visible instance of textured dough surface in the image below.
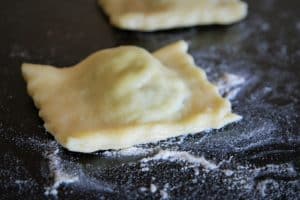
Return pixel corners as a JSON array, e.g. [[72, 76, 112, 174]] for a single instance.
[[98, 0, 248, 31], [22, 41, 241, 153]]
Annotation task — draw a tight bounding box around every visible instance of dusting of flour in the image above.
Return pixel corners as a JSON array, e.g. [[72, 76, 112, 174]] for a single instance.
[[215, 73, 246, 100], [43, 141, 79, 197], [102, 147, 155, 157], [140, 150, 218, 170]]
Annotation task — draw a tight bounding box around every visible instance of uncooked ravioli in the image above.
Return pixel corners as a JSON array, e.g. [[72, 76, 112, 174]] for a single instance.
[[98, 0, 248, 31], [22, 41, 241, 153]]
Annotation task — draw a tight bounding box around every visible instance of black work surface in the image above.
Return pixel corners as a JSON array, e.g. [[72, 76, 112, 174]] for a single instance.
[[1, 0, 299, 199]]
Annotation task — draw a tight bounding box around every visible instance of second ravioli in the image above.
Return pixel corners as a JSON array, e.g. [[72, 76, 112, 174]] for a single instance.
[[99, 0, 248, 31]]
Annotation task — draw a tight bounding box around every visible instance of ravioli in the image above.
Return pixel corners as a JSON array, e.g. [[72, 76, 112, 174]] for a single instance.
[[22, 41, 241, 153], [98, 0, 248, 31]]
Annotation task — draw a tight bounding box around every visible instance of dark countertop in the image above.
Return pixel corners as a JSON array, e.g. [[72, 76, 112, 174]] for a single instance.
[[0, 0, 299, 199]]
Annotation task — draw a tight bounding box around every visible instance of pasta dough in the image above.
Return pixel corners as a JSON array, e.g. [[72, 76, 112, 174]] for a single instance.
[[22, 41, 241, 153], [98, 0, 248, 31]]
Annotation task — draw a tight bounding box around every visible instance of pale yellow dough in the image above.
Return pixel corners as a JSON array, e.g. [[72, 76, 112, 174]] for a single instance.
[[22, 41, 241, 153], [98, 0, 248, 31]]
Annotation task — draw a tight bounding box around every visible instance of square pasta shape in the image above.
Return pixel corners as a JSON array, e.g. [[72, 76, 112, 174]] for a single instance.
[[22, 41, 241, 153], [98, 0, 248, 31]]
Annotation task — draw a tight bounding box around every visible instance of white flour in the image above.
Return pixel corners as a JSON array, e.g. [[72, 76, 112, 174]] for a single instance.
[[223, 169, 234, 176], [0, 130, 79, 198], [43, 142, 79, 197], [102, 146, 154, 157], [256, 179, 279, 197], [9, 44, 31, 59], [140, 150, 218, 170], [14, 180, 31, 192], [2, 127, 298, 199], [150, 183, 157, 193], [159, 183, 169, 200], [215, 73, 245, 100]]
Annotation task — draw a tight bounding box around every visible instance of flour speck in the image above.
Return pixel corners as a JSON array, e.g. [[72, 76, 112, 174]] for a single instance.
[[150, 183, 157, 193]]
